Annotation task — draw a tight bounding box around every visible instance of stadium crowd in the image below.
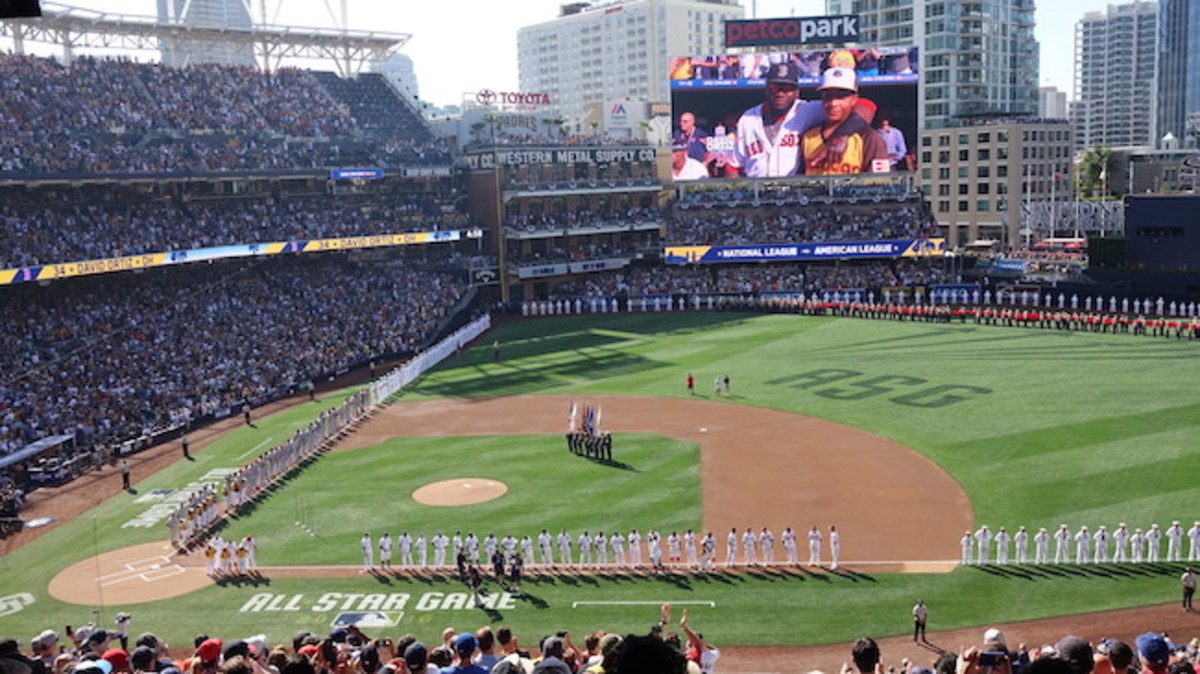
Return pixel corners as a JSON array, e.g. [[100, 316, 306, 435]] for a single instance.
[[547, 261, 948, 299], [669, 204, 937, 246], [504, 208, 662, 235], [0, 255, 466, 461], [5, 606, 1200, 674], [0, 190, 472, 268], [0, 55, 450, 176]]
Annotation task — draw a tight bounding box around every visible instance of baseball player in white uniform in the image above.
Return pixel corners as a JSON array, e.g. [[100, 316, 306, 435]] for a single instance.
[[611, 531, 627, 566], [1093, 526, 1109, 563], [1147, 524, 1163, 562], [829, 525, 841, 569], [759, 528, 774, 564], [783, 527, 798, 565], [538, 529, 554, 566], [361, 532, 374, 571], [578, 531, 593, 567], [1074, 526, 1090, 564], [1188, 521, 1200, 562], [378, 532, 392, 570], [398, 532, 413, 567], [725, 62, 824, 178], [1013, 527, 1028, 564], [684, 529, 698, 567], [1131, 528, 1146, 563], [415, 533, 427, 568], [629, 529, 642, 566], [960, 531, 973, 565], [994, 527, 1011, 564], [975, 525, 992, 564], [557, 529, 572, 566], [594, 532, 608, 565], [1054, 525, 1071, 563], [1167, 521, 1184, 561], [1034, 527, 1050, 564], [808, 526, 822, 566], [432, 532, 449, 568], [726, 528, 738, 566], [1113, 523, 1130, 563]]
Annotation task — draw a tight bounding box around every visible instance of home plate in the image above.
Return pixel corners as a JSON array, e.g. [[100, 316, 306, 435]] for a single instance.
[[412, 478, 508, 506]]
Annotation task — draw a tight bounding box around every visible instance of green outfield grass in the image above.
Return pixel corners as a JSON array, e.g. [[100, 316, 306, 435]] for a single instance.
[[3, 313, 1198, 649]]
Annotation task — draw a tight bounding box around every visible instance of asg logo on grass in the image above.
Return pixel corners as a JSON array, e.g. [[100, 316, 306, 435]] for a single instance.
[[0, 592, 35, 617]]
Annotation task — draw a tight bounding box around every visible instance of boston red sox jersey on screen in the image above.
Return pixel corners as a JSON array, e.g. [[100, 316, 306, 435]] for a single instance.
[[729, 100, 823, 177]]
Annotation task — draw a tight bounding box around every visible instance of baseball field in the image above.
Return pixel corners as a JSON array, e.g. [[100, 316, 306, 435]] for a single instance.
[[3, 311, 1199, 667]]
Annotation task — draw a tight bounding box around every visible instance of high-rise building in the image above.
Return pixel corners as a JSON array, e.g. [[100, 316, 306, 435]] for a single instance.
[[1073, 1, 1157, 150], [517, 0, 742, 129], [825, 0, 1039, 129], [1039, 86, 1068, 120], [920, 118, 1073, 247], [157, 0, 255, 67], [1155, 0, 1200, 148]]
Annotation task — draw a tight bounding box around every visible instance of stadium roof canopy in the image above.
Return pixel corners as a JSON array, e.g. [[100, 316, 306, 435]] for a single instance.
[[0, 2, 410, 76]]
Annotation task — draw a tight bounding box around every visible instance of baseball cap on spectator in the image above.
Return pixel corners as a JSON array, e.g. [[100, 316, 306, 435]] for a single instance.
[[223, 640, 249, 662], [131, 647, 156, 672], [1054, 636, 1093, 674], [1136, 633, 1170, 668], [196, 639, 223, 663], [77, 660, 114, 674], [135, 634, 161, 651], [357, 646, 379, 673], [403, 642, 428, 671], [103, 648, 130, 671], [296, 645, 319, 659], [819, 67, 857, 92], [672, 140, 689, 153], [329, 629, 349, 644], [765, 63, 799, 85], [541, 637, 564, 660], [454, 633, 478, 658], [88, 630, 111, 647], [983, 628, 1007, 650], [291, 632, 313, 653], [599, 634, 623, 660], [36, 630, 59, 649]]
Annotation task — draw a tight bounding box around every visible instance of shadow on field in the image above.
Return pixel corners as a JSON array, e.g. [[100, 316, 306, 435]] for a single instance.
[[972, 562, 1190, 580]]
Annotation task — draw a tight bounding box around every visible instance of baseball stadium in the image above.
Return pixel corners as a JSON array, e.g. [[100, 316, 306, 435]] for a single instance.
[[2, 4, 1200, 674]]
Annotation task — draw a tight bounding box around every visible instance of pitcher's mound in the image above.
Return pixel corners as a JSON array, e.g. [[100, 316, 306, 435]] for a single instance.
[[413, 478, 507, 506]]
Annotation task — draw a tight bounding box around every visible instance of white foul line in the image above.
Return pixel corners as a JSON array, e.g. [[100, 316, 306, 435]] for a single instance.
[[572, 601, 715, 608], [236, 437, 274, 461]]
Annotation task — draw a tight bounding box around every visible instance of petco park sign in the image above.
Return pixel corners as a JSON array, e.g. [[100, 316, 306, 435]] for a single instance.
[[475, 89, 552, 109], [725, 15, 859, 48]]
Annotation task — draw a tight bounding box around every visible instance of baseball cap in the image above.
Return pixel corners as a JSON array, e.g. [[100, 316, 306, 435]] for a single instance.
[[1054, 635, 1093, 673], [135, 634, 161, 651], [983, 628, 1007, 649], [819, 67, 858, 92], [403, 642, 428, 671], [222, 640, 249, 661], [77, 660, 114, 674], [196, 638, 223, 663], [1136, 633, 1170, 666], [102, 649, 130, 670], [130, 647, 156, 672], [765, 62, 799, 85], [454, 633, 478, 657], [672, 139, 689, 152], [297, 645, 320, 659]]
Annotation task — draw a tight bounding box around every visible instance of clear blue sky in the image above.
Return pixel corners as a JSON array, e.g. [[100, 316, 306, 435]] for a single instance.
[[6, 0, 1133, 107]]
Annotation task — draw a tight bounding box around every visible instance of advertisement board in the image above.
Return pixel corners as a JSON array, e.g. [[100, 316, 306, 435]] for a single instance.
[[668, 46, 918, 182]]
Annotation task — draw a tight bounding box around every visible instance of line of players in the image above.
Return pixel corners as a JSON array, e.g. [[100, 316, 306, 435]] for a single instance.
[[961, 521, 1200, 565], [201, 535, 259, 577], [359, 525, 842, 573]]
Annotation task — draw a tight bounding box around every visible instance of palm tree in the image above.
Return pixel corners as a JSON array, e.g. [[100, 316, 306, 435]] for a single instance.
[[1077, 144, 1112, 199], [469, 122, 486, 144], [484, 113, 498, 140]]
